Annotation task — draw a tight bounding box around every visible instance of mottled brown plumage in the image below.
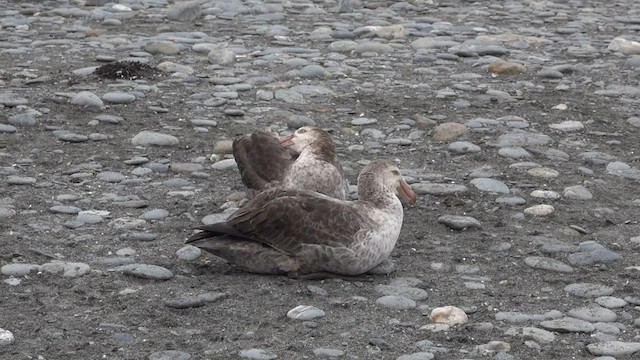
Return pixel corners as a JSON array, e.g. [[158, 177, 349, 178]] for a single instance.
[[187, 160, 417, 277], [232, 126, 348, 199]]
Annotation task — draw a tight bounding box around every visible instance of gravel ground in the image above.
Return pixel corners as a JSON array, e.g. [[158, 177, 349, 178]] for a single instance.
[[1, 0, 640, 359]]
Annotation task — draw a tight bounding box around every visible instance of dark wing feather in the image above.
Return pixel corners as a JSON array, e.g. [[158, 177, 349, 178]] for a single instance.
[[224, 188, 372, 255], [232, 131, 293, 190]]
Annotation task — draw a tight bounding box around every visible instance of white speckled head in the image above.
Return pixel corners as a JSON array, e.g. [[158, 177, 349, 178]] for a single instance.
[[280, 127, 335, 158], [358, 160, 417, 205]]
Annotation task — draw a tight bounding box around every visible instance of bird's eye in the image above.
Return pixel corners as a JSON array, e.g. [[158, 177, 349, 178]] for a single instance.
[[391, 170, 400, 176], [297, 128, 307, 134]]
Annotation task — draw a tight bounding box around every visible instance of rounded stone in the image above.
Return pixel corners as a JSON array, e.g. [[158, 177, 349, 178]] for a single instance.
[[470, 178, 510, 194], [0, 328, 15, 346], [524, 204, 555, 216], [564, 283, 615, 298], [103, 91, 136, 104], [287, 305, 325, 320], [141, 209, 169, 220], [238, 348, 277, 360], [131, 131, 179, 147], [375, 295, 416, 310], [595, 296, 628, 309]]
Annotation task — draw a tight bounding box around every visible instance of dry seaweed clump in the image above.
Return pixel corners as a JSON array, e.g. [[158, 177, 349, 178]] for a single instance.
[[95, 61, 159, 80]]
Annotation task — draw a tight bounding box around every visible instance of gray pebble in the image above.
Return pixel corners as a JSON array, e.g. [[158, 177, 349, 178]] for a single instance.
[[437, 215, 482, 230], [7, 176, 36, 185], [375, 284, 428, 301], [448, 141, 481, 154], [148, 350, 192, 360], [167, 1, 201, 22], [141, 209, 169, 220], [352, 118, 378, 126], [563, 185, 593, 200], [595, 296, 628, 308], [375, 295, 416, 310], [71, 91, 104, 108], [132, 131, 179, 147], [312, 348, 344, 358], [1, 263, 42, 276], [470, 178, 510, 194], [97, 171, 126, 183], [54, 131, 89, 143], [0, 124, 17, 133], [238, 349, 277, 360], [522, 327, 556, 344], [41, 262, 90, 277], [495, 196, 526, 206], [396, 352, 434, 360], [539, 317, 595, 333], [176, 245, 201, 261], [0, 328, 15, 346], [103, 92, 136, 104], [287, 305, 325, 320], [524, 256, 574, 273], [8, 112, 37, 127], [116, 264, 174, 280], [498, 147, 532, 159], [587, 341, 640, 356], [565, 283, 614, 297], [567, 305, 617, 322], [300, 65, 327, 78]]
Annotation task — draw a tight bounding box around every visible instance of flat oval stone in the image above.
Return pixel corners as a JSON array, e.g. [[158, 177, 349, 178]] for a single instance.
[[117, 264, 174, 280], [103, 91, 136, 104], [448, 141, 481, 154], [565, 283, 614, 298], [595, 296, 628, 309], [539, 317, 595, 333], [211, 158, 237, 170], [312, 348, 344, 358], [41, 262, 90, 277], [7, 176, 36, 185], [524, 204, 554, 216], [238, 348, 277, 360], [396, 352, 435, 360], [1, 263, 42, 276], [0, 124, 17, 133], [176, 245, 201, 261], [567, 305, 617, 322], [470, 178, 509, 194], [71, 91, 104, 108], [587, 341, 640, 356], [495, 196, 526, 205], [287, 305, 325, 320], [141, 209, 169, 220], [563, 185, 593, 200], [527, 167, 559, 178], [524, 256, 574, 273], [530, 190, 561, 200], [131, 131, 179, 146], [437, 215, 481, 230], [375, 285, 428, 301], [375, 295, 416, 310], [0, 328, 15, 346], [498, 147, 532, 159], [148, 350, 192, 360], [522, 327, 556, 344], [549, 120, 584, 131]]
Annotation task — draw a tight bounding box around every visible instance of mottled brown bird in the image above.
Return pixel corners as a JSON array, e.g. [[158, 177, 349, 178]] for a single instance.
[[187, 160, 417, 278], [232, 126, 348, 199]]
